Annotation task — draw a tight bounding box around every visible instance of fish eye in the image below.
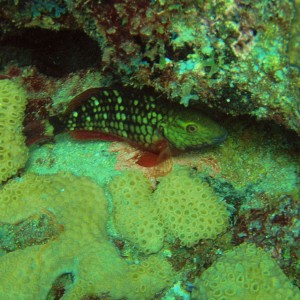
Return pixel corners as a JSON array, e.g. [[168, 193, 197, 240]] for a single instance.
[[186, 124, 198, 133]]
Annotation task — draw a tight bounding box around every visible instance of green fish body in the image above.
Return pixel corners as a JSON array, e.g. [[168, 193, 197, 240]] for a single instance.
[[52, 87, 227, 165]]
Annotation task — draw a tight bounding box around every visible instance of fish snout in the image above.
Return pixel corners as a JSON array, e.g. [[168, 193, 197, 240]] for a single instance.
[[212, 130, 228, 145]]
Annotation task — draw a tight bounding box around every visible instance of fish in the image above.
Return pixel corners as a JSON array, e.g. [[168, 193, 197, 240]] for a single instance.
[[47, 86, 227, 167]]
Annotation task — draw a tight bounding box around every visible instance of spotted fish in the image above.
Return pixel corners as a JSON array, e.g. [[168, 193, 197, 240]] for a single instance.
[[50, 87, 227, 167]]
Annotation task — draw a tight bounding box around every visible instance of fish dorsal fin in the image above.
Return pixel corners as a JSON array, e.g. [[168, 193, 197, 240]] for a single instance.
[[65, 88, 102, 115]]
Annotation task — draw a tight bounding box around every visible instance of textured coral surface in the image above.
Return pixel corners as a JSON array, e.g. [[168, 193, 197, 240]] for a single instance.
[[192, 243, 300, 300], [0, 79, 28, 183], [0, 173, 175, 300], [109, 169, 228, 253]]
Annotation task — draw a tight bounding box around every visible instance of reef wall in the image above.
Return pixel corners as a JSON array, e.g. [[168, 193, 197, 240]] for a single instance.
[[0, 0, 299, 133]]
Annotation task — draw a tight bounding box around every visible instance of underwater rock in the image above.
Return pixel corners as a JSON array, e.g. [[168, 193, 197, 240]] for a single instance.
[[0, 0, 299, 133]]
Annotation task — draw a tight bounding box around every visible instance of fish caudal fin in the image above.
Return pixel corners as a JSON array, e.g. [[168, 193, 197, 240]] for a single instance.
[[23, 97, 63, 146], [23, 119, 54, 146]]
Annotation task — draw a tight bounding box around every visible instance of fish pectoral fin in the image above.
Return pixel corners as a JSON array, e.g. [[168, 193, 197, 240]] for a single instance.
[[136, 143, 172, 168], [70, 130, 123, 142], [136, 151, 161, 167]]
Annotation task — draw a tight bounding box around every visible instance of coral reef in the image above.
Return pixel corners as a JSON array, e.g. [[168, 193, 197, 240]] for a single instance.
[[0, 1, 299, 299], [109, 168, 228, 253], [0, 0, 299, 133], [232, 194, 300, 286], [214, 121, 298, 195], [191, 243, 300, 300], [23, 107, 300, 298], [288, 0, 300, 68], [0, 79, 28, 183], [153, 168, 228, 247], [26, 134, 118, 187], [0, 173, 175, 299], [109, 170, 165, 254]]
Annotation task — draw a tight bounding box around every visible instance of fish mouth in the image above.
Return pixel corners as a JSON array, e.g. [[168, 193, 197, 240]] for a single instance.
[[185, 131, 228, 150], [211, 130, 228, 145], [185, 143, 211, 151]]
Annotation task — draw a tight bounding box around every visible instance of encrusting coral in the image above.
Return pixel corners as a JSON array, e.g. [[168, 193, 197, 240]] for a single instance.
[[191, 243, 300, 300], [0, 172, 175, 299], [109, 168, 229, 253], [0, 79, 28, 183]]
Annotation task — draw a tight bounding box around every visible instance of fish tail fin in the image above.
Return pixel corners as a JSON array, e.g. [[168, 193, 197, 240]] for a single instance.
[[23, 118, 53, 146], [24, 115, 66, 146], [49, 115, 65, 135], [23, 96, 67, 146]]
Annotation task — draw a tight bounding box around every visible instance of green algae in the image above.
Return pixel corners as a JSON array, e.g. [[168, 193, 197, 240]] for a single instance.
[[216, 123, 298, 195], [288, 0, 300, 67]]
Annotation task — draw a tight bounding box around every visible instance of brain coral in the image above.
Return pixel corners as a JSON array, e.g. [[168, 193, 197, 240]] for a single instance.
[[192, 243, 300, 300], [109, 168, 228, 252], [0, 79, 28, 183], [0, 173, 175, 299]]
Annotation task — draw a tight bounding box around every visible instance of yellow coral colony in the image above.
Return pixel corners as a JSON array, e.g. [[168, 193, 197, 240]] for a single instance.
[[0, 79, 28, 183], [153, 169, 228, 247], [192, 243, 300, 300], [0, 173, 175, 300], [109, 168, 228, 252], [109, 171, 165, 254]]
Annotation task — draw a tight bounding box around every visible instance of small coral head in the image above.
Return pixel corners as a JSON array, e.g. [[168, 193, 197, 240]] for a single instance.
[[161, 109, 227, 150]]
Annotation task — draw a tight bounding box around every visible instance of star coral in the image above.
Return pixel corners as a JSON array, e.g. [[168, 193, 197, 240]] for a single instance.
[[109, 168, 228, 252], [192, 243, 300, 300], [0, 79, 28, 183], [0, 1, 299, 297], [0, 173, 175, 299]]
